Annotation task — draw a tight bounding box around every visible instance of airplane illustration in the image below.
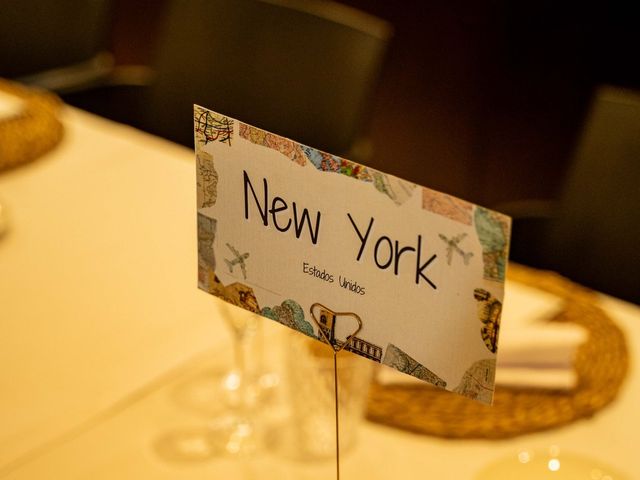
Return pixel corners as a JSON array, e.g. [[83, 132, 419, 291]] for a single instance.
[[439, 233, 473, 266], [224, 243, 249, 279]]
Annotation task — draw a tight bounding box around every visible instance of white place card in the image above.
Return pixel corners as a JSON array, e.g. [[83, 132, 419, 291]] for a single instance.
[[195, 105, 510, 404]]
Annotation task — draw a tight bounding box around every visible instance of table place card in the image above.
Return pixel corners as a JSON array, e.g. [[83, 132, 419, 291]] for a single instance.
[[195, 105, 511, 404]]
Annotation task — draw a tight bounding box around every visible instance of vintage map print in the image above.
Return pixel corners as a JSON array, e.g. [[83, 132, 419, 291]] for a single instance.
[[195, 105, 511, 404]]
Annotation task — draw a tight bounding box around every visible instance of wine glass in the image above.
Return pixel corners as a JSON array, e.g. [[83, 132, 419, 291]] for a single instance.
[[208, 302, 265, 455], [155, 301, 278, 460]]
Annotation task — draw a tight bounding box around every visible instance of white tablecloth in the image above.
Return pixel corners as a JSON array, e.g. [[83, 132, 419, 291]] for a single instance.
[[0, 108, 229, 472], [1, 107, 638, 479]]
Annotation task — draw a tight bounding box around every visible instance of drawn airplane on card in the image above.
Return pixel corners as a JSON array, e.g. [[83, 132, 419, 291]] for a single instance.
[[224, 243, 250, 279], [439, 233, 473, 266]]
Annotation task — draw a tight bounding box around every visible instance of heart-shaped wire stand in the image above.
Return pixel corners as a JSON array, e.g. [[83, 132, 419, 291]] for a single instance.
[[309, 302, 363, 353]]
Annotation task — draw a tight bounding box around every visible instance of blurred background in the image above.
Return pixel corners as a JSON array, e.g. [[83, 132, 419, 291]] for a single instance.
[[2, 0, 639, 302], [107, 0, 640, 205]]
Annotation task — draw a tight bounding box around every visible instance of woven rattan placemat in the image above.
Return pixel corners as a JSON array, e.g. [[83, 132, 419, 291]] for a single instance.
[[366, 264, 629, 439], [0, 79, 64, 171]]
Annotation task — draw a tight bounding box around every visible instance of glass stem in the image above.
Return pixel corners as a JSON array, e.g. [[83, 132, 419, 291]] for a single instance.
[[234, 328, 249, 418], [229, 314, 262, 416]]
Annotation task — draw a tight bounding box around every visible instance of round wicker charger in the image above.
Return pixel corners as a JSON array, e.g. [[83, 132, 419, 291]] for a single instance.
[[366, 264, 629, 439], [0, 79, 64, 171]]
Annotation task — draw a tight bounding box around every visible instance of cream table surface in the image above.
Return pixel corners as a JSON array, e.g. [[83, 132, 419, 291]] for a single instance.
[[1, 107, 639, 479], [0, 107, 230, 473]]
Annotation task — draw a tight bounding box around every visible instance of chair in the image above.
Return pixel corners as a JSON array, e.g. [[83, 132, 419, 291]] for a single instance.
[[0, 0, 114, 93], [507, 86, 640, 303], [65, 0, 391, 158]]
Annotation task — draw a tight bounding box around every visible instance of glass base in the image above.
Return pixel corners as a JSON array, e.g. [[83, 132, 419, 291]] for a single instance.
[[154, 417, 259, 462]]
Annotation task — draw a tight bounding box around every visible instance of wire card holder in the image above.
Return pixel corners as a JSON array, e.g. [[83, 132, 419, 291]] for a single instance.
[[309, 303, 363, 480]]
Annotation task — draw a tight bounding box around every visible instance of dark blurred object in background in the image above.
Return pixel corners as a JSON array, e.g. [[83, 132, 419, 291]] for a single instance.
[[342, 0, 640, 206], [0, 0, 114, 93], [143, 0, 391, 156], [59, 0, 391, 160], [5, 0, 639, 203], [508, 87, 640, 304]]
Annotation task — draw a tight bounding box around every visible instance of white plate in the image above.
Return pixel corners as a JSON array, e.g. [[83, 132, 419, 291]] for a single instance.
[[476, 448, 631, 480]]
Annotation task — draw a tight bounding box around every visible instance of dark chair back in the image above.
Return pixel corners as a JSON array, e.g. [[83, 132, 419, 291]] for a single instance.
[[144, 0, 391, 155], [544, 87, 640, 302]]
